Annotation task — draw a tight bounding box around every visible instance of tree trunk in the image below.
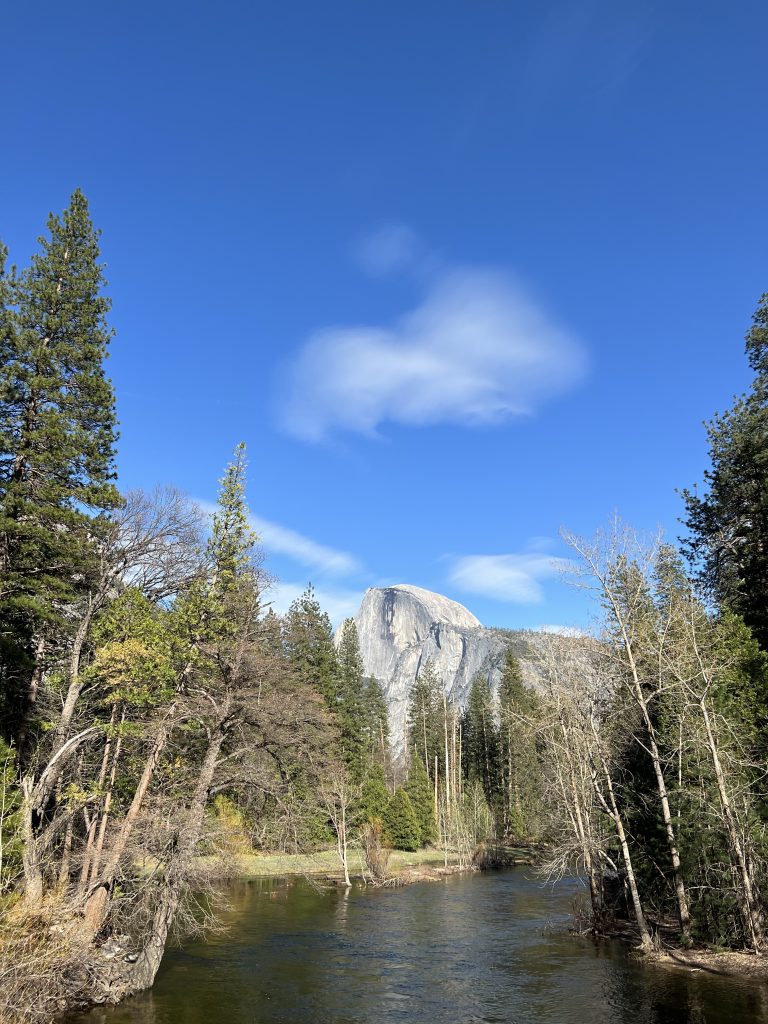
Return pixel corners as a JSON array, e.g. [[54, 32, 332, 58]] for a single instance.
[[591, 747, 653, 952], [78, 708, 120, 892], [83, 708, 175, 937], [51, 592, 103, 752], [20, 728, 99, 906], [339, 803, 351, 887], [700, 698, 763, 950], [630, 676, 691, 939], [443, 695, 451, 813], [122, 725, 226, 994], [422, 709, 430, 782], [558, 714, 602, 923], [88, 725, 124, 885], [20, 777, 43, 905], [16, 636, 47, 755]]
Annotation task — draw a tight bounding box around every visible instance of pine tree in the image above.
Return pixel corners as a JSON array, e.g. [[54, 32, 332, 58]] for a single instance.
[[279, 585, 341, 843], [358, 761, 390, 824], [404, 753, 436, 845], [406, 660, 443, 778], [382, 787, 420, 851], [361, 676, 390, 764], [682, 294, 768, 649], [463, 674, 501, 816], [281, 584, 339, 703], [336, 618, 366, 778], [498, 650, 542, 840], [0, 190, 120, 739], [173, 443, 261, 660]]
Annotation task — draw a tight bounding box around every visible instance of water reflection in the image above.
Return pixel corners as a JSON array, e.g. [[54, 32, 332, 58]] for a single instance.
[[68, 870, 768, 1024]]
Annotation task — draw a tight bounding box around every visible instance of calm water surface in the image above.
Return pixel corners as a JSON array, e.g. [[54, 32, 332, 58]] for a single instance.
[[71, 870, 768, 1024]]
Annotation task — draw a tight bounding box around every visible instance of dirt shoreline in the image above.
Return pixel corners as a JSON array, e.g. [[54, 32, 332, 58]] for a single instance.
[[645, 947, 768, 982], [589, 921, 768, 983]]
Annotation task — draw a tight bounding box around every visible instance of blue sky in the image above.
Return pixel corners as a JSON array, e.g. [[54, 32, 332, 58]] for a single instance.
[[3, 2, 767, 630]]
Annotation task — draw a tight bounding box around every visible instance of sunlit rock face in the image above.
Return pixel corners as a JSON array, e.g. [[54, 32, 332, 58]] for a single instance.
[[351, 584, 537, 757]]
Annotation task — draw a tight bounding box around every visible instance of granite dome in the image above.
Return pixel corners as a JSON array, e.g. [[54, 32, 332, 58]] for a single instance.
[[351, 584, 536, 757]]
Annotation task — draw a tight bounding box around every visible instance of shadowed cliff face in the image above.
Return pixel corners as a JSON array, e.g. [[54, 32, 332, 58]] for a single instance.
[[351, 585, 534, 757]]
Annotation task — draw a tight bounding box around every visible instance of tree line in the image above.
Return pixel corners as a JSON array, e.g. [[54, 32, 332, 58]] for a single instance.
[[400, 652, 543, 864]]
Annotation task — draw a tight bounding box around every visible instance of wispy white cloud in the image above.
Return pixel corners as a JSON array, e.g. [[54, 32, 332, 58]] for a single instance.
[[266, 580, 363, 627], [278, 264, 586, 442], [198, 501, 362, 578], [249, 514, 363, 578], [447, 552, 572, 604]]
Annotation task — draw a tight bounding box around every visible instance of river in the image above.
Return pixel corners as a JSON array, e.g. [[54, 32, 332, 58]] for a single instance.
[[69, 869, 768, 1023]]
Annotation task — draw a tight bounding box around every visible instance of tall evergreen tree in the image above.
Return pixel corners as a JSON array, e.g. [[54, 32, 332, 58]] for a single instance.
[[498, 650, 542, 840], [382, 787, 420, 851], [682, 293, 768, 649], [358, 760, 390, 824], [278, 585, 339, 844], [462, 674, 501, 816], [406, 660, 443, 778], [281, 584, 339, 703], [335, 618, 366, 779], [0, 190, 120, 739], [404, 753, 436, 845], [361, 675, 390, 764]]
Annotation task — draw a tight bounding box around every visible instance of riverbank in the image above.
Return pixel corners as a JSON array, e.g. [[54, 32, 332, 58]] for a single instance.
[[212, 847, 468, 884], [646, 947, 768, 982], [213, 843, 538, 883], [591, 918, 768, 984]]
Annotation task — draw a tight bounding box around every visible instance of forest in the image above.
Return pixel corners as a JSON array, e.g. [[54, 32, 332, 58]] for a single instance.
[[1, 192, 768, 1021]]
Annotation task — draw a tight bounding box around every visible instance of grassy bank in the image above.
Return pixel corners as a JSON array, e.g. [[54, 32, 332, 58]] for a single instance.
[[229, 847, 459, 879], [208, 843, 539, 882]]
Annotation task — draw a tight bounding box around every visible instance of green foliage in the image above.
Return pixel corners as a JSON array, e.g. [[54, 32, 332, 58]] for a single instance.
[[171, 444, 262, 680], [591, 537, 768, 945], [462, 674, 501, 818], [710, 611, 768, 739], [335, 618, 367, 778], [0, 190, 120, 738], [207, 444, 260, 602], [335, 623, 392, 780], [210, 794, 252, 854], [361, 675, 390, 762], [498, 651, 543, 841], [88, 589, 176, 708], [382, 787, 420, 851], [682, 293, 768, 650], [358, 761, 390, 824], [404, 754, 436, 845], [282, 585, 339, 704], [259, 763, 334, 852], [406, 660, 443, 775], [0, 740, 22, 890]]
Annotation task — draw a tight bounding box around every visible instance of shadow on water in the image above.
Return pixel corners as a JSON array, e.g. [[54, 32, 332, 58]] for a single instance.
[[67, 869, 768, 1024]]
